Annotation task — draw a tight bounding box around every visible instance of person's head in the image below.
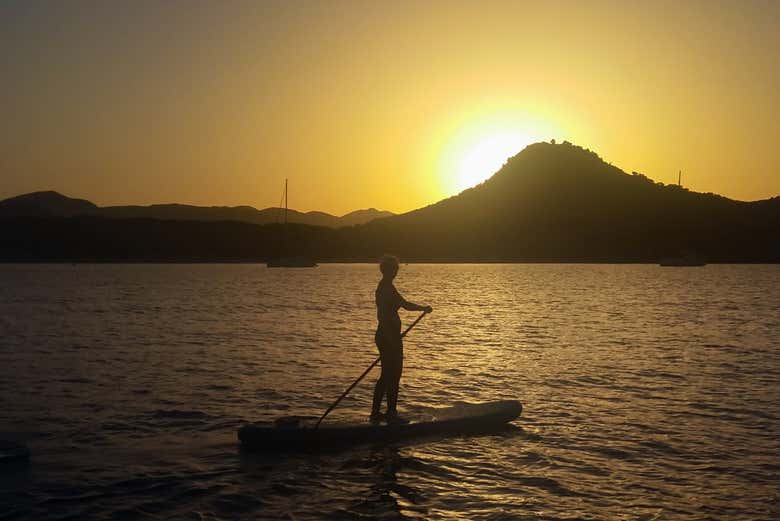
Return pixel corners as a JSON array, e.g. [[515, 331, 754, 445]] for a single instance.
[[379, 254, 399, 279]]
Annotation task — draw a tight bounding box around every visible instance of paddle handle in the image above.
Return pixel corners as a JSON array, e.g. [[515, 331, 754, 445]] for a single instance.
[[313, 311, 427, 429]]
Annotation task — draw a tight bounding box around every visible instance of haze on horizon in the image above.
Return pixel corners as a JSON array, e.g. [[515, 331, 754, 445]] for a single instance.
[[1, 0, 778, 215]]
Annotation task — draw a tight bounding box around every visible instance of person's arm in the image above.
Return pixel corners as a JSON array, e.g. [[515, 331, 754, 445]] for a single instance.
[[402, 300, 432, 313], [398, 290, 433, 313]]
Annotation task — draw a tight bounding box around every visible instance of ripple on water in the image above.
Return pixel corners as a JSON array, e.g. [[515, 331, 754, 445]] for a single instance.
[[0, 263, 778, 520]]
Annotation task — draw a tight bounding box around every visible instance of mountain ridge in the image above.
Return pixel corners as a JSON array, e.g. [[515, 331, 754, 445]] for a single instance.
[[0, 191, 394, 228], [353, 141, 779, 261], [2, 141, 778, 262]]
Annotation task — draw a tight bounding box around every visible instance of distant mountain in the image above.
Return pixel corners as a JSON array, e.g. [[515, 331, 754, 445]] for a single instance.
[[0, 191, 97, 217], [338, 208, 395, 227], [0, 191, 394, 228], [2, 142, 778, 262]]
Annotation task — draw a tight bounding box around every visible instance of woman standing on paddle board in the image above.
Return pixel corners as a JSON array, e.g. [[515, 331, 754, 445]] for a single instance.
[[371, 255, 432, 424]]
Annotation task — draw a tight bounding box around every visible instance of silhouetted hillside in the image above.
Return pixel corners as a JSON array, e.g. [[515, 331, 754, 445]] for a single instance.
[[0, 217, 330, 262], [338, 208, 395, 227], [344, 141, 779, 261], [0, 191, 97, 217], [0, 192, 393, 228], [2, 142, 778, 262]]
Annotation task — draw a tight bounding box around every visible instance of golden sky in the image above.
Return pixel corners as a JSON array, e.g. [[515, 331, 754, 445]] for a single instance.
[[1, 1, 778, 214]]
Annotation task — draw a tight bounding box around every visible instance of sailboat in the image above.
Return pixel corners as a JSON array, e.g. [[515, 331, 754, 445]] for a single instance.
[[266, 179, 318, 268]]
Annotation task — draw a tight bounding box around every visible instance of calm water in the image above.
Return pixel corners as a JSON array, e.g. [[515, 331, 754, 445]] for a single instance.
[[0, 263, 778, 520]]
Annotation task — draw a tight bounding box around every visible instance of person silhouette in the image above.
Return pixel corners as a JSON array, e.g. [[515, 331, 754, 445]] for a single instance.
[[371, 255, 432, 424]]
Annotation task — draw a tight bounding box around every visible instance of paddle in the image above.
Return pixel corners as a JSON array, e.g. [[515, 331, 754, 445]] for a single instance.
[[314, 311, 428, 429]]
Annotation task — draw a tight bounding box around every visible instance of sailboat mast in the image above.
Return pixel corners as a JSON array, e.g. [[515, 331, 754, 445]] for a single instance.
[[678, 170, 681, 187], [284, 178, 288, 225]]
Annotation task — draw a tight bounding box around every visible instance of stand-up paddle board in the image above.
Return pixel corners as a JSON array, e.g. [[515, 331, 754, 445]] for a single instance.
[[238, 400, 521, 451]]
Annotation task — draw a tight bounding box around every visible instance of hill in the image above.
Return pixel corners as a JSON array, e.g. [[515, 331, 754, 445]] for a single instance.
[[1, 142, 778, 262], [338, 141, 779, 261], [0, 191, 98, 217], [0, 192, 393, 228]]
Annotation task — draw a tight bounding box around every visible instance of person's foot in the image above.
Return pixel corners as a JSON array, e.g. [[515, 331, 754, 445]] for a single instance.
[[369, 411, 386, 424], [386, 412, 409, 425]]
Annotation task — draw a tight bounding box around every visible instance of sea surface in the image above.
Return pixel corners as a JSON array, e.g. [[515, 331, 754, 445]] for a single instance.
[[0, 263, 778, 521]]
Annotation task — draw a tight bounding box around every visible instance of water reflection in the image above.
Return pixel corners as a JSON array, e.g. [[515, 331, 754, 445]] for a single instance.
[[344, 445, 427, 520], [2, 263, 778, 520], [236, 427, 536, 519], [237, 444, 428, 520]]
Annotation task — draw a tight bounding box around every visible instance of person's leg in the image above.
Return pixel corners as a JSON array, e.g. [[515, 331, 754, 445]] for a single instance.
[[386, 345, 403, 417], [371, 371, 386, 416], [371, 331, 387, 418]]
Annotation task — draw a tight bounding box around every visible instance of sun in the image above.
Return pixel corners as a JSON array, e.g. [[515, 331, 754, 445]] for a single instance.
[[450, 130, 535, 192], [427, 105, 563, 197], [436, 113, 555, 194]]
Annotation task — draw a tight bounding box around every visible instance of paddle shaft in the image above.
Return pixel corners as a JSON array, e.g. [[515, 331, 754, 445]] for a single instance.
[[314, 311, 427, 429]]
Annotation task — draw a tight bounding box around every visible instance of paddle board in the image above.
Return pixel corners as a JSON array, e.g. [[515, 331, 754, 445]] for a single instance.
[[238, 400, 521, 450]]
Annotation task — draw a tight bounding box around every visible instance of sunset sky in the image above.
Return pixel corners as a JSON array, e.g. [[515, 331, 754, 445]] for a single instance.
[[2, 0, 778, 214]]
